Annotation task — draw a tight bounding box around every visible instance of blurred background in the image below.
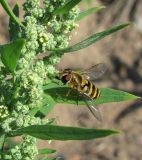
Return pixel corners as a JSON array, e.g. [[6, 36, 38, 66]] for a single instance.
[[1, 0, 142, 160]]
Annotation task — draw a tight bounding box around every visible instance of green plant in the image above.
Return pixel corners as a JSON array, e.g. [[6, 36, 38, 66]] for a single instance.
[[0, 0, 139, 159]]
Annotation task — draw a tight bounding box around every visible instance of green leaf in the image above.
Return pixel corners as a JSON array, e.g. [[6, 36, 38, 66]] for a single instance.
[[76, 6, 105, 21], [29, 95, 56, 118], [0, 39, 25, 72], [0, 134, 6, 150], [9, 3, 20, 41], [0, 0, 25, 29], [9, 125, 119, 140], [44, 83, 140, 106], [29, 107, 40, 117], [50, 23, 130, 53], [54, 0, 82, 15], [38, 148, 56, 155], [37, 95, 56, 117], [40, 158, 57, 160]]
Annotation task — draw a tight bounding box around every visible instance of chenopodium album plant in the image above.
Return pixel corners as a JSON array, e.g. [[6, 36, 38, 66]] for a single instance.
[[0, 0, 140, 159]]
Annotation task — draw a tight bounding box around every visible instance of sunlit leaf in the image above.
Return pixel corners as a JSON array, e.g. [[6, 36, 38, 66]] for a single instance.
[[38, 148, 56, 155], [54, 0, 82, 15], [38, 95, 56, 117], [76, 6, 105, 21], [29, 95, 56, 118], [49, 23, 130, 53], [43, 83, 140, 106], [9, 125, 119, 140], [0, 39, 25, 72]]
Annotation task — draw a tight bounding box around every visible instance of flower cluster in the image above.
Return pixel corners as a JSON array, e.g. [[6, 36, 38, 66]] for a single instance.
[[0, 105, 9, 119], [0, 0, 79, 159], [23, 0, 43, 18], [3, 136, 38, 160]]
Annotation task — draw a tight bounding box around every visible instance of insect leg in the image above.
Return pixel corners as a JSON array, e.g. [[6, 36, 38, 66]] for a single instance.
[[65, 89, 72, 97], [76, 92, 81, 106]]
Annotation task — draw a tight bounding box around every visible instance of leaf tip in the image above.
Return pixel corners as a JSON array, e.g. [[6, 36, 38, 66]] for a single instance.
[[123, 22, 133, 27], [128, 94, 141, 100], [14, 3, 19, 8], [99, 5, 106, 9], [109, 129, 120, 135]]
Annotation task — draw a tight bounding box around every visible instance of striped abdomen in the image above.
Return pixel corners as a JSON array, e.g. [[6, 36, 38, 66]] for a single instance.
[[81, 79, 100, 99]]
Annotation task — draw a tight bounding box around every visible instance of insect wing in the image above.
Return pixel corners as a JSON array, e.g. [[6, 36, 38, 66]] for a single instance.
[[87, 104, 102, 122], [82, 63, 107, 80], [84, 95, 102, 122]]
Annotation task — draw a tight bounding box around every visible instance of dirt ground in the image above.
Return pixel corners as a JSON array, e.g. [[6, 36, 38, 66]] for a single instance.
[[1, 0, 142, 160]]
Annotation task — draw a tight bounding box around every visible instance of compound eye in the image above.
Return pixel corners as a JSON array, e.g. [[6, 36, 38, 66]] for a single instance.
[[61, 75, 67, 84], [61, 74, 71, 84]]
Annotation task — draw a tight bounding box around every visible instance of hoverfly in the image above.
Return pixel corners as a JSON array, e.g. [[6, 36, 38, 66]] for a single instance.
[[58, 63, 107, 121]]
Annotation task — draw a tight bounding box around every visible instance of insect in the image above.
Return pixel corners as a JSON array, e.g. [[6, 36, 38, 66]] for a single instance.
[[58, 63, 107, 121]]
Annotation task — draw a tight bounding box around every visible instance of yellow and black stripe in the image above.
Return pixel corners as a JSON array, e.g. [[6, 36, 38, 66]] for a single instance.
[[81, 79, 100, 99]]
